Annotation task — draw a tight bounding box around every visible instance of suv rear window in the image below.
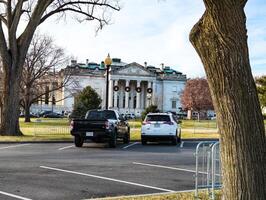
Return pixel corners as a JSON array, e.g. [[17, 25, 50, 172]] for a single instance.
[[86, 110, 117, 120], [146, 115, 171, 122]]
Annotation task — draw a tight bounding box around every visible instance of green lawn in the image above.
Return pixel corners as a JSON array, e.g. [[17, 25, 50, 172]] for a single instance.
[[1, 118, 264, 142], [98, 190, 221, 200]]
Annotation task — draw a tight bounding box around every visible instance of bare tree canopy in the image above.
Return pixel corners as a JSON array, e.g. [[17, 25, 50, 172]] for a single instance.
[[20, 33, 69, 123], [190, 0, 266, 199], [0, 0, 120, 135]]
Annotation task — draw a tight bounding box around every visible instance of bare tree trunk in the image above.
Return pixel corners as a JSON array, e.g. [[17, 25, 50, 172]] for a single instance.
[[0, 64, 23, 136], [24, 87, 31, 123], [24, 104, 31, 123], [190, 1, 266, 199]]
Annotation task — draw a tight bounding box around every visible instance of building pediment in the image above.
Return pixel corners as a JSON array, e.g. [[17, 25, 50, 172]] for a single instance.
[[112, 62, 154, 76]]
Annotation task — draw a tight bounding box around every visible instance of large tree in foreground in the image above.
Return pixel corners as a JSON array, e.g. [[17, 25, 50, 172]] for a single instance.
[[0, 1, 120, 136], [190, 0, 266, 199]]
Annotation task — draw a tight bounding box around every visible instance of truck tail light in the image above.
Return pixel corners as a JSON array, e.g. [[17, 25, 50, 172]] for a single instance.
[[105, 121, 110, 129], [142, 121, 151, 125], [70, 121, 74, 131]]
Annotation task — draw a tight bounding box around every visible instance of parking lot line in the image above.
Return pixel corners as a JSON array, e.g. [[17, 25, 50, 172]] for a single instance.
[[58, 145, 74, 151], [0, 144, 30, 150], [180, 141, 184, 148], [133, 162, 204, 174], [40, 165, 175, 192], [122, 142, 139, 149], [0, 190, 32, 200]]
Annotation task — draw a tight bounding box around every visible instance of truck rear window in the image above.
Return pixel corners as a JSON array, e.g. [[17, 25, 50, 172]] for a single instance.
[[146, 115, 171, 122], [86, 111, 117, 120]]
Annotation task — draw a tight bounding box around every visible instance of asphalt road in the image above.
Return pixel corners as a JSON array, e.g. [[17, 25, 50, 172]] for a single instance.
[[0, 140, 208, 200]]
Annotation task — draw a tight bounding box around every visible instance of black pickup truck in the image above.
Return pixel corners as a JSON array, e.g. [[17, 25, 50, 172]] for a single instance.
[[70, 110, 130, 148]]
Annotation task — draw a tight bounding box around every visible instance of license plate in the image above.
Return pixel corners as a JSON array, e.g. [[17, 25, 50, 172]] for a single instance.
[[86, 132, 93, 137], [154, 124, 160, 128]]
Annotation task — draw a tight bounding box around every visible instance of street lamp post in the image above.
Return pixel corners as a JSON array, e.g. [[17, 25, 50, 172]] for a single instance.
[[104, 54, 112, 110]]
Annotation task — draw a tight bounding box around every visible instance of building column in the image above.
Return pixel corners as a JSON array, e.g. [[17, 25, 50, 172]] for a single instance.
[[146, 82, 152, 107], [152, 81, 156, 105], [141, 82, 145, 109], [113, 80, 118, 108], [136, 81, 141, 109], [125, 80, 130, 109], [108, 79, 113, 109], [119, 84, 124, 109]]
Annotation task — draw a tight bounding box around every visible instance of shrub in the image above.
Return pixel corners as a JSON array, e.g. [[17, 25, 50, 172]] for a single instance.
[[141, 105, 159, 121], [71, 86, 102, 118]]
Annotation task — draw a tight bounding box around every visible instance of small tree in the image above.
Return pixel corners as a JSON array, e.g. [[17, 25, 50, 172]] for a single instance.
[[72, 86, 102, 118], [255, 75, 266, 111], [181, 78, 214, 120], [141, 105, 159, 121]]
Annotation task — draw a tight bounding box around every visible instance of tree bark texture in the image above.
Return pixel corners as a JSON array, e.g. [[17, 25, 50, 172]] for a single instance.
[[190, 1, 266, 199], [0, 63, 23, 135]]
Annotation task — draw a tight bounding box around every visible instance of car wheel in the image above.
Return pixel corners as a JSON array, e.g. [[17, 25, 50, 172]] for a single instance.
[[171, 136, 177, 145], [123, 128, 130, 144], [141, 139, 147, 145], [177, 129, 182, 143], [74, 135, 84, 147], [109, 132, 117, 148]]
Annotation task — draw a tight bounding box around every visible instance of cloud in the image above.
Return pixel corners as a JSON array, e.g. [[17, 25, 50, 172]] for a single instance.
[[39, 0, 266, 78]]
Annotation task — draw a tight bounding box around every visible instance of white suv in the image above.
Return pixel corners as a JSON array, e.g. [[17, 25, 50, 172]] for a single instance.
[[141, 113, 181, 145]]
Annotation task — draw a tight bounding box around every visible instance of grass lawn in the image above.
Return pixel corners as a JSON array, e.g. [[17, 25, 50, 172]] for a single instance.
[[1, 118, 264, 142], [1, 118, 220, 142], [99, 191, 222, 200]]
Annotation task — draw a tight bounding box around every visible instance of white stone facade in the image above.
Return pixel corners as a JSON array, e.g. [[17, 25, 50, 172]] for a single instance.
[[63, 59, 187, 116]]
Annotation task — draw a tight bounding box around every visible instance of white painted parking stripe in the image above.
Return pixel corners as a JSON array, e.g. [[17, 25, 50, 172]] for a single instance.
[[58, 145, 74, 151], [40, 166, 174, 192], [0, 190, 32, 200], [0, 144, 30, 150], [180, 141, 184, 148], [122, 142, 139, 149], [133, 162, 207, 174]]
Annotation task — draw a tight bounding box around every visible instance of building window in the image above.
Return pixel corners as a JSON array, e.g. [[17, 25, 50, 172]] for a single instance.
[[172, 100, 177, 109], [172, 86, 177, 92]]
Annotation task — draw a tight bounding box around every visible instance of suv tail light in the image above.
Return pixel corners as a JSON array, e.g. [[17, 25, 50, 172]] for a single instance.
[[142, 121, 151, 125], [163, 121, 174, 125]]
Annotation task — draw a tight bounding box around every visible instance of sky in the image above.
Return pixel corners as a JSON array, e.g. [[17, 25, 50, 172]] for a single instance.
[[39, 0, 266, 78]]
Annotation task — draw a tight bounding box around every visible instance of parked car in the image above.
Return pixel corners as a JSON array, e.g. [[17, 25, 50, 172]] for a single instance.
[[19, 112, 39, 118], [70, 110, 130, 148], [141, 113, 181, 145], [43, 112, 63, 118], [38, 110, 53, 117], [125, 113, 136, 119]]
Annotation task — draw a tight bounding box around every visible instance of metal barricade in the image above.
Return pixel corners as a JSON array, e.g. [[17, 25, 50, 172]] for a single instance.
[[195, 141, 221, 200], [211, 142, 221, 200], [33, 119, 70, 136]]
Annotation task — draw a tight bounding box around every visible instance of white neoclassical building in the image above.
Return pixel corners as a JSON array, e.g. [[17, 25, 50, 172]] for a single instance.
[[63, 58, 187, 116]]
